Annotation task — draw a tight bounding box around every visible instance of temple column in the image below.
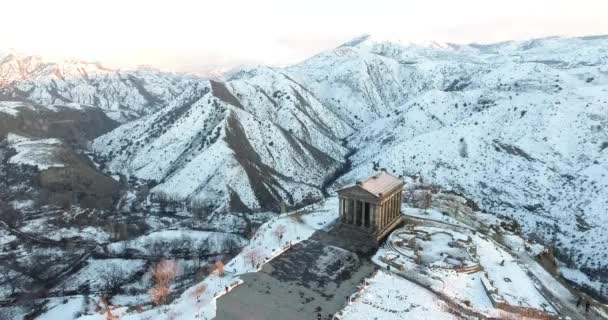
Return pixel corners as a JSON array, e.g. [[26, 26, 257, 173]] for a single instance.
[[379, 204, 385, 229], [371, 204, 376, 230], [381, 201, 385, 226], [339, 198, 344, 222], [386, 201, 390, 225], [391, 194, 396, 219], [348, 199, 353, 224], [398, 192, 402, 216], [353, 199, 357, 224], [382, 202, 386, 227], [396, 192, 400, 217], [390, 196, 394, 220], [355, 200, 361, 226], [395, 192, 401, 218], [395, 194, 399, 218], [360, 201, 365, 227], [388, 197, 392, 222], [388, 196, 392, 221], [367, 202, 371, 228], [348, 199, 354, 224], [359, 200, 364, 227], [378, 204, 383, 229], [363, 202, 368, 228], [394, 194, 398, 218], [390, 195, 393, 219], [343, 198, 348, 223]]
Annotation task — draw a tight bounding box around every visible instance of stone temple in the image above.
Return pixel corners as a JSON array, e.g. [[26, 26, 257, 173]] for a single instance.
[[336, 173, 405, 244]]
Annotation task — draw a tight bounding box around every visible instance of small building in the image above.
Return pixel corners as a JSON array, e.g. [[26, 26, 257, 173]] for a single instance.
[[336, 173, 405, 243]]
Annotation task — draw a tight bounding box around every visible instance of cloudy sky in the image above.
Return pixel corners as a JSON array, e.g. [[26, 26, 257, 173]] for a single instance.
[[2, 0, 607, 73]]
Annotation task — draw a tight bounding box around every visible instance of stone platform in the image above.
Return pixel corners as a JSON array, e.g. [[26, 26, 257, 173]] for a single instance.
[[215, 229, 377, 320]]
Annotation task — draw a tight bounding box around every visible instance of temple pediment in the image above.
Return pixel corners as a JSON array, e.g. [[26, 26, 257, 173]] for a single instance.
[[337, 185, 379, 203]]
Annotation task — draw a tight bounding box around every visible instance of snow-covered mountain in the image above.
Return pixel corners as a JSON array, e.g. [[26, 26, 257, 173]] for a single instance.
[[93, 35, 608, 282], [93, 76, 351, 213], [0, 52, 198, 122]]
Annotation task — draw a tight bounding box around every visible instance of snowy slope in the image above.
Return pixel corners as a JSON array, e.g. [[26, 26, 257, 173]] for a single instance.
[[93, 80, 349, 212], [93, 34, 608, 280], [0, 52, 198, 122], [330, 35, 608, 279], [6, 133, 65, 170]]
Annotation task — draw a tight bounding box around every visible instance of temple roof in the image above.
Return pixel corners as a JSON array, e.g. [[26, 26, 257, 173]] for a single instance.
[[338, 173, 404, 198]]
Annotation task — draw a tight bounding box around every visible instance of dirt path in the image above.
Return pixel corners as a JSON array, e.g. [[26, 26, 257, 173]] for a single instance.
[[517, 251, 606, 320]]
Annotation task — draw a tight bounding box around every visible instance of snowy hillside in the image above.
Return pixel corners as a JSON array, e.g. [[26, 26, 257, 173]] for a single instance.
[[5, 133, 65, 170], [0, 52, 198, 122], [93, 79, 349, 212], [333, 35, 608, 279], [94, 34, 608, 285]]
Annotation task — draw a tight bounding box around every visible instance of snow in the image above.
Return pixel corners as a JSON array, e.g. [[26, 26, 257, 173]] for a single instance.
[[19, 224, 111, 243], [6, 133, 65, 170], [37, 296, 85, 320], [93, 80, 348, 212], [1, 53, 197, 122], [376, 209, 558, 317], [339, 270, 458, 320], [0, 101, 31, 116], [3, 34, 608, 318], [474, 233, 553, 310], [76, 197, 338, 320], [560, 264, 605, 293], [89, 35, 608, 284], [0, 228, 17, 245], [107, 230, 247, 256], [60, 259, 147, 292]]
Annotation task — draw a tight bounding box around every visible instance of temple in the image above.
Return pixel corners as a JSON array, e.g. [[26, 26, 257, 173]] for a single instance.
[[336, 173, 405, 243]]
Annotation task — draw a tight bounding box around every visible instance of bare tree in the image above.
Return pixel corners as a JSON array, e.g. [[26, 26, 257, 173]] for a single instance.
[[213, 261, 225, 277], [244, 249, 262, 268], [100, 265, 123, 295], [274, 225, 286, 244], [150, 259, 177, 305], [98, 294, 117, 320], [423, 190, 433, 213]]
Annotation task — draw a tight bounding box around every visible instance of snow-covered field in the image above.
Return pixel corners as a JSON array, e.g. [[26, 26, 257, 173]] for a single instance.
[[0, 101, 31, 116], [60, 259, 148, 292], [38, 296, 86, 320], [374, 206, 560, 318], [107, 230, 248, 256], [6, 133, 64, 170], [340, 270, 458, 320]]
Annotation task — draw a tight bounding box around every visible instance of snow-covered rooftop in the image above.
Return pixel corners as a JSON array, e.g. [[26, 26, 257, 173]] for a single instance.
[[343, 172, 404, 197]]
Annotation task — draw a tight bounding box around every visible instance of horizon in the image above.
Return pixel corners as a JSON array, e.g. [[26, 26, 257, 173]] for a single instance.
[[3, 32, 607, 76], [2, 0, 607, 73]]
